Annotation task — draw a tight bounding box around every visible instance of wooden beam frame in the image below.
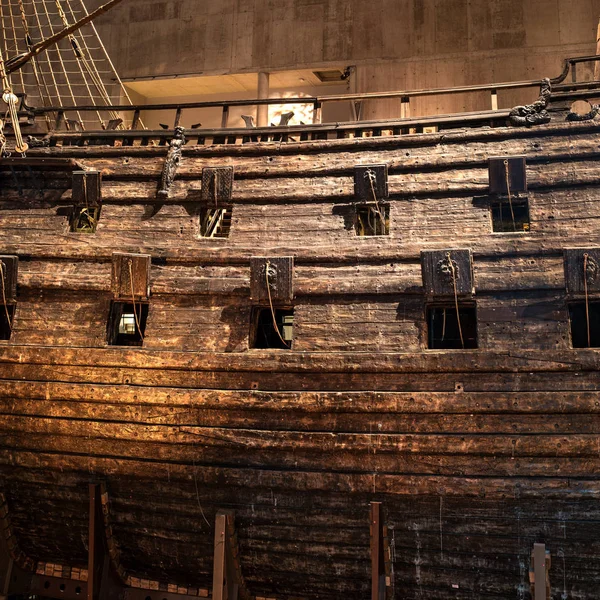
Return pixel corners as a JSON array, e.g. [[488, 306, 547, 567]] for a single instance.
[[530, 543, 551, 600], [370, 502, 392, 600], [212, 510, 250, 600]]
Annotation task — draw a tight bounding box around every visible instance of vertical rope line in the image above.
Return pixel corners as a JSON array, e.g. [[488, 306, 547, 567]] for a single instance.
[[503, 159, 517, 232], [265, 260, 290, 348], [28, 0, 64, 115], [6, 0, 26, 94], [0, 262, 13, 333], [54, 0, 105, 126], [583, 253, 591, 348], [366, 168, 385, 235], [76, 0, 145, 129], [128, 260, 144, 343], [447, 252, 465, 349], [17, 0, 53, 129], [38, 0, 84, 127], [5, 91, 26, 152], [441, 307, 446, 341]]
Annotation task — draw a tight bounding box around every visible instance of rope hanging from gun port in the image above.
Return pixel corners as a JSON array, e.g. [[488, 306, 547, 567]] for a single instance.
[[366, 167, 386, 235], [128, 260, 144, 343], [0, 261, 12, 334], [583, 252, 591, 348], [503, 159, 517, 232], [265, 260, 290, 348], [446, 252, 465, 349]]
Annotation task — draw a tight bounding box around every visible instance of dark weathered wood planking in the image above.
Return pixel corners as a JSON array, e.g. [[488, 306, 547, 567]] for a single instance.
[[2, 121, 600, 599]]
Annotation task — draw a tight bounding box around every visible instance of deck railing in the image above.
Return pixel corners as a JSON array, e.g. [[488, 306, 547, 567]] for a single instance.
[[9, 53, 600, 147]]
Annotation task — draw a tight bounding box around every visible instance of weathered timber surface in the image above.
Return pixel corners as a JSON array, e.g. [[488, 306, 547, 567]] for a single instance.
[[2, 121, 600, 599]]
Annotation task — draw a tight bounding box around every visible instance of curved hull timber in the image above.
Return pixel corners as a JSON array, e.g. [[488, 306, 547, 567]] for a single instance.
[[1, 100, 600, 599]]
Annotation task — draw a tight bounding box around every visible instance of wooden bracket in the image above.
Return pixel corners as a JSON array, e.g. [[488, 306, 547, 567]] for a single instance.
[[370, 502, 391, 600], [72, 170, 102, 208], [488, 156, 527, 196], [0, 256, 18, 302], [111, 253, 151, 300], [354, 164, 389, 201], [529, 543, 551, 600], [250, 257, 294, 303], [212, 510, 250, 600], [201, 167, 234, 206], [421, 249, 474, 297], [564, 248, 600, 295]]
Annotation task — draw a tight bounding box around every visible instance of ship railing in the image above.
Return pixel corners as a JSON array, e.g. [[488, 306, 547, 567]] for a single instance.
[[12, 53, 600, 147]]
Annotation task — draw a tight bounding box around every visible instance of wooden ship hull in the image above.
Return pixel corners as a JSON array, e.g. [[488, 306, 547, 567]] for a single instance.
[[1, 60, 600, 600]]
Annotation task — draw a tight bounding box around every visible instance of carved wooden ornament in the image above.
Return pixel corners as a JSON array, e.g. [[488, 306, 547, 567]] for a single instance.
[[421, 249, 473, 297], [111, 253, 151, 300], [354, 164, 389, 201], [250, 257, 294, 303]]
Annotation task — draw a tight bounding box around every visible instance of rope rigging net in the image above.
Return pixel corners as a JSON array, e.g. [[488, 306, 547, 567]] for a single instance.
[[0, 0, 138, 132]]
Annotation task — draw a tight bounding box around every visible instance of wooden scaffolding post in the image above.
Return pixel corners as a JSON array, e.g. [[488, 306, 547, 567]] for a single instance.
[[88, 484, 105, 600], [212, 510, 249, 600], [595, 18, 600, 81], [370, 502, 391, 600], [530, 543, 551, 600]]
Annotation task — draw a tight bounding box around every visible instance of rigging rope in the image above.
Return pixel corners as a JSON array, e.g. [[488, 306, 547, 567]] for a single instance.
[[76, 0, 145, 128], [54, 0, 115, 125], [583, 253, 591, 348], [37, 0, 85, 127], [446, 252, 465, 349], [128, 260, 144, 343], [0, 262, 13, 334], [265, 260, 290, 348], [17, 0, 53, 128], [503, 159, 517, 232], [366, 167, 386, 235]]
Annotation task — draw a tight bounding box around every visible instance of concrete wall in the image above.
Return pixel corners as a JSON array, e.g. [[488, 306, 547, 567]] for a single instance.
[[92, 0, 600, 119]]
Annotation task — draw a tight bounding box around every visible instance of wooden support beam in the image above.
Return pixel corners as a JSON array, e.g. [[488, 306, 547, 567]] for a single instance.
[[212, 510, 250, 600], [370, 502, 389, 600], [530, 543, 551, 600], [88, 484, 104, 600], [490, 89, 498, 111], [595, 20, 600, 81], [221, 106, 230, 129], [400, 97, 410, 119]]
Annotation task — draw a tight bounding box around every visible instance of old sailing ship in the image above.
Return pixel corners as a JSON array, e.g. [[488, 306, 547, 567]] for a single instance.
[[0, 1, 600, 599]]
